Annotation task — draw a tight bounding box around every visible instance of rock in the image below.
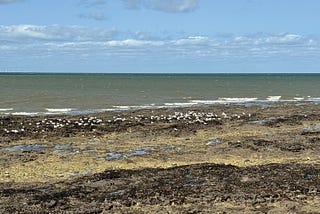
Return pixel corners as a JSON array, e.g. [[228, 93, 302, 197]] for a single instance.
[[206, 138, 222, 146], [45, 200, 57, 208], [304, 172, 312, 180]]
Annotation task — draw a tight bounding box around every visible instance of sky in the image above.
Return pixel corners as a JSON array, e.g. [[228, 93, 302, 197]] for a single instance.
[[0, 0, 320, 73]]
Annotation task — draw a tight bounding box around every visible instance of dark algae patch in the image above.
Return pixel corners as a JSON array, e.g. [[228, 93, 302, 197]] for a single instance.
[[1, 163, 320, 213]]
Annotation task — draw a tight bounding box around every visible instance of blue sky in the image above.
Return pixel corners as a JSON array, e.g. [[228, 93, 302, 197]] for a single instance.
[[0, 0, 320, 73]]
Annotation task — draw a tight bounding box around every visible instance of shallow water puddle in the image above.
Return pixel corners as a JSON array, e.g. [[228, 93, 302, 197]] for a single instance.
[[248, 116, 285, 125], [5, 143, 97, 155], [303, 125, 320, 134], [108, 189, 125, 196], [5, 144, 46, 152], [162, 145, 176, 151], [248, 120, 268, 125], [53, 144, 71, 153], [313, 125, 320, 129], [104, 147, 154, 160], [105, 152, 123, 160], [183, 181, 195, 187], [129, 148, 149, 156]]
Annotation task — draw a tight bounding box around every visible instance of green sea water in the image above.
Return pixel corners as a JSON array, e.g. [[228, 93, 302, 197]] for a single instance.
[[0, 73, 319, 114]]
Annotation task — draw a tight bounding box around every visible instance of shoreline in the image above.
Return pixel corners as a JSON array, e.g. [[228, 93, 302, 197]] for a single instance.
[[1, 99, 319, 116], [1, 102, 320, 212]]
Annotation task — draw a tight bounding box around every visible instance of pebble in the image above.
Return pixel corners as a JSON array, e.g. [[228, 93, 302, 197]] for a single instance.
[[206, 138, 223, 146]]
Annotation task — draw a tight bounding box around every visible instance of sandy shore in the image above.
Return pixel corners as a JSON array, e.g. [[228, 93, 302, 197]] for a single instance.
[[1, 102, 320, 213]]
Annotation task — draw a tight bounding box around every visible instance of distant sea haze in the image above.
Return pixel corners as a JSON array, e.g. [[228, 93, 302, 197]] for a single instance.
[[0, 73, 319, 115]]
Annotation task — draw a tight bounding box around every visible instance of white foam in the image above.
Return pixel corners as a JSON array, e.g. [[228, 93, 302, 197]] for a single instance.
[[113, 105, 162, 110], [9, 112, 39, 116], [114, 106, 148, 110], [191, 98, 258, 104], [267, 96, 282, 101], [307, 97, 320, 101], [219, 98, 258, 102], [294, 97, 305, 101], [99, 108, 118, 112], [0, 108, 13, 111], [113, 106, 131, 110], [46, 108, 74, 112], [164, 103, 196, 107], [190, 100, 223, 104]]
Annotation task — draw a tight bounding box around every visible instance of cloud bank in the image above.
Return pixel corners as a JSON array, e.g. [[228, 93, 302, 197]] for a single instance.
[[0, 24, 319, 72], [0, 25, 117, 42]]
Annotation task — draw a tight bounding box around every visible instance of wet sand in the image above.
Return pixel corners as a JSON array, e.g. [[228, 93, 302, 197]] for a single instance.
[[1, 102, 320, 213]]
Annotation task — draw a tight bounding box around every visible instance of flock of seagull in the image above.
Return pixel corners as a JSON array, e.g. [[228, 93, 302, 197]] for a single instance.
[[1, 111, 252, 135]]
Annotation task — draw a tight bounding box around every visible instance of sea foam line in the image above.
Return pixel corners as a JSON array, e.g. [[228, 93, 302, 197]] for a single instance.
[[267, 96, 282, 101], [307, 97, 320, 101], [219, 98, 258, 102], [191, 98, 258, 104], [164, 103, 196, 107], [1, 97, 319, 117], [0, 108, 13, 111], [8, 112, 40, 116], [46, 108, 75, 112], [113, 105, 161, 110]]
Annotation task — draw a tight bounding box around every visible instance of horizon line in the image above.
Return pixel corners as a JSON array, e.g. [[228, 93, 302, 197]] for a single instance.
[[0, 71, 320, 75]]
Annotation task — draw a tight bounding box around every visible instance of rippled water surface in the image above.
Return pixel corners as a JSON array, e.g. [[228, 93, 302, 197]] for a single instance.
[[0, 73, 319, 114]]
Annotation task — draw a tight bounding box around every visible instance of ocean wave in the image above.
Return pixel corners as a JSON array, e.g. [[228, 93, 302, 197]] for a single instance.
[[164, 103, 196, 107], [46, 108, 75, 112], [113, 105, 163, 110], [8, 112, 40, 116], [306, 97, 320, 102], [218, 98, 259, 102], [267, 96, 282, 101], [1, 97, 319, 117], [0, 108, 13, 111], [190, 100, 224, 104], [191, 98, 258, 104]]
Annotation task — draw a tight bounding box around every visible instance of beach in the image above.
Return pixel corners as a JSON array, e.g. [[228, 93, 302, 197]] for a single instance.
[[1, 102, 320, 213], [2, 0, 320, 212]]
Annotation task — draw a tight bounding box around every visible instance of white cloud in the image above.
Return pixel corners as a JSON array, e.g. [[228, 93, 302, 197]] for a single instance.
[[78, 12, 107, 21], [0, 45, 17, 50], [0, 24, 319, 68], [145, 0, 198, 13], [234, 33, 307, 46], [0, 25, 117, 42], [79, 0, 107, 7], [174, 36, 211, 45], [0, 0, 20, 4], [77, 0, 108, 21], [265, 34, 303, 44], [122, 0, 198, 13], [104, 39, 164, 47], [122, 0, 141, 9], [0, 25, 53, 40]]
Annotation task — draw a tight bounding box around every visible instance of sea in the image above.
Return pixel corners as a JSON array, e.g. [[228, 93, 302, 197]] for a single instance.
[[0, 73, 319, 115]]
